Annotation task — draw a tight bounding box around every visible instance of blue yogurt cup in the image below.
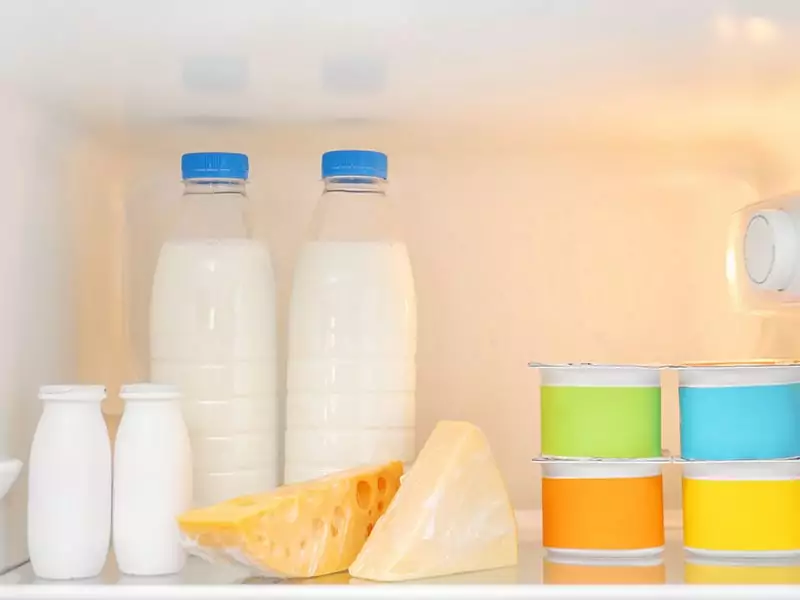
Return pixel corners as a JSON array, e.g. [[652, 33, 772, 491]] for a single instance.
[[678, 364, 800, 461]]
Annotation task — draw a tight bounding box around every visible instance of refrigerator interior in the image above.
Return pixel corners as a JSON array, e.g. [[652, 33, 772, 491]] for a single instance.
[[2, 0, 800, 589]]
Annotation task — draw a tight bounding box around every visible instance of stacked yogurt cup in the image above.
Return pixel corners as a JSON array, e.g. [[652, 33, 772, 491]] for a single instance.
[[531, 363, 668, 560], [676, 362, 800, 560]]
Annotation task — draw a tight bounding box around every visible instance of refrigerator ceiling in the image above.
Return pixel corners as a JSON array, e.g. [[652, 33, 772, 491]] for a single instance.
[[0, 0, 797, 139]]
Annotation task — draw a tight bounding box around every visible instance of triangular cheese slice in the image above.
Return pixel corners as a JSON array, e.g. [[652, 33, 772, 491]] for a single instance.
[[178, 461, 403, 578], [349, 421, 518, 581]]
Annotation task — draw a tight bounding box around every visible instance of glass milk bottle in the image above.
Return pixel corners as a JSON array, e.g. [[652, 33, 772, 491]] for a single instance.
[[150, 153, 278, 506], [113, 384, 191, 575], [28, 385, 111, 579], [285, 150, 417, 483]]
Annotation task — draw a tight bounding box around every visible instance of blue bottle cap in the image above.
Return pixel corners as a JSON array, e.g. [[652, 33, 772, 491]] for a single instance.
[[181, 152, 249, 180], [321, 150, 387, 180]]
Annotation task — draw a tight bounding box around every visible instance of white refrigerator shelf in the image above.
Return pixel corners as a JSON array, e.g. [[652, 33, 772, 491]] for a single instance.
[[0, 511, 798, 599]]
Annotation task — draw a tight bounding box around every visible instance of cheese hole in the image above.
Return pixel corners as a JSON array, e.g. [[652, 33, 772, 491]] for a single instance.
[[284, 501, 300, 523], [300, 539, 307, 551], [356, 480, 372, 509], [331, 506, 346, 537], [377, 477, 387, 495], [256, 534, 275, 552], [366, 523, 373, 536], [311, 518, 325, 536], [377, 501, 384, 512]]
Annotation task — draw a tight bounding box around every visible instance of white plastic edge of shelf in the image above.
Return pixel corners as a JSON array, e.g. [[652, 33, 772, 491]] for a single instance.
[[2, 588, 798, 600], [3, 575, 798, 599]]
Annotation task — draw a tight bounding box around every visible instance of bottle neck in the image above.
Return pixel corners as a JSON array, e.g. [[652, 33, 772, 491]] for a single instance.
[[172, 178, 251, 240], [310, 176, 396, 242], [123, 398, 181, 416], [323, 176, 386, 195], [44, 399, 102, 415], [183, 178, 247, 195]]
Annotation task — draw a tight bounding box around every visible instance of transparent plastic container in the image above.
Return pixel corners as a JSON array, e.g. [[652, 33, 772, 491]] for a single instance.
[[150, 152, 278, 506], [285, 150, 417, 483]]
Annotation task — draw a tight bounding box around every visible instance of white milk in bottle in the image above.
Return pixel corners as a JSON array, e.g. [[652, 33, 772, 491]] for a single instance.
[[150, 153, 278, 506], [285, 150, 417, 483]]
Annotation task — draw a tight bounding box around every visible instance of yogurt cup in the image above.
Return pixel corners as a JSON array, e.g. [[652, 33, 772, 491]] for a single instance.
[[541, 461, 665, 557], [533, 363, 662, 459], [677, 364, 800, 461], [682, 460, 800, 558]]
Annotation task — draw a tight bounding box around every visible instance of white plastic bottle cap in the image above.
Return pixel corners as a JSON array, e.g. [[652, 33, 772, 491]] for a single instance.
[[743, 209, 798, 291]]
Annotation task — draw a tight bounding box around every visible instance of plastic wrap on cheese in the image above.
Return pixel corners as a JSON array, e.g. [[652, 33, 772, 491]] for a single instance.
[[177, 461, 403, 579], [349, 421, 518, 581]]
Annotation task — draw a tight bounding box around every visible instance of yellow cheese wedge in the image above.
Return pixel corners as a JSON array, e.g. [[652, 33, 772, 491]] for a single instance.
[[178, 461, 403, 578], [350, 420, 518, 581]]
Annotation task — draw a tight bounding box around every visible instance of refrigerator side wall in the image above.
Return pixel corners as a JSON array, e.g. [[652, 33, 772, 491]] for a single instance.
[[0, 95, 79, 570]]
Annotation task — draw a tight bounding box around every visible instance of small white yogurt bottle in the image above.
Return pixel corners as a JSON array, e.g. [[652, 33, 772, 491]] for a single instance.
[[113, 384, 192, 575], [28, 385, 111, 580]]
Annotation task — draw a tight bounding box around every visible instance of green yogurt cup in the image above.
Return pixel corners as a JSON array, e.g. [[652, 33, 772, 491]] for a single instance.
[[533, 363, 662, 459]]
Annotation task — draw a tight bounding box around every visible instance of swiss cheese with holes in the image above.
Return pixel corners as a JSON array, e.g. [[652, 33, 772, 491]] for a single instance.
[[177, 461, 403, 578]]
